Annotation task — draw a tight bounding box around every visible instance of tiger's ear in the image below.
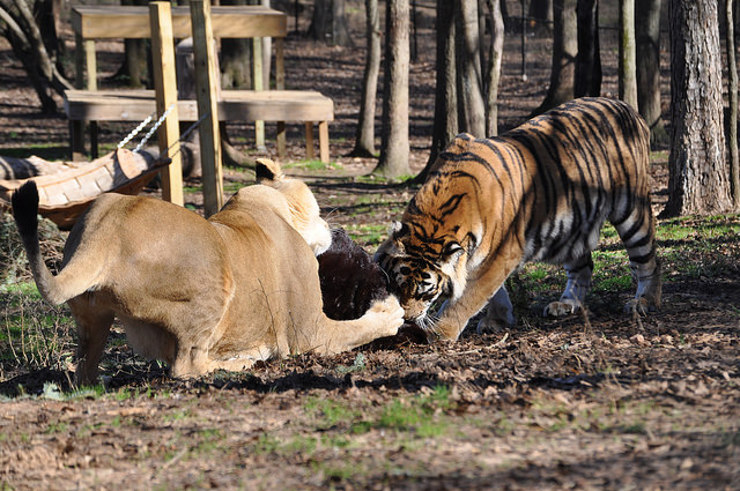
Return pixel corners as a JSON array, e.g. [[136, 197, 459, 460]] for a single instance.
[[255, 158, 284, 184], [389, 221, 409, 238]]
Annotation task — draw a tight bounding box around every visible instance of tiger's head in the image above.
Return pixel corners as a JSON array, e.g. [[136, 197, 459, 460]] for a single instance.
[[374, 219, 474, 327]]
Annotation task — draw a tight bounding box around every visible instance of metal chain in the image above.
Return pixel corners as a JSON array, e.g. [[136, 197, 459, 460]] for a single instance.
[[133, 103, 176, 153], [116, 113, 154, 150], [115, 104, 211, 162]]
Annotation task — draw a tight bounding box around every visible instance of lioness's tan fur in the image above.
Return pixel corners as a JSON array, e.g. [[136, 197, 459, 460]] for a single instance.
[[12, 159, 403, 384]]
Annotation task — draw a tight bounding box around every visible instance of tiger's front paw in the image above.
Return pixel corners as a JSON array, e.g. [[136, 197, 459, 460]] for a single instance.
[[425, 319, 463, 343], [543, 299, 581, 318], [624, 296, 657, 316]]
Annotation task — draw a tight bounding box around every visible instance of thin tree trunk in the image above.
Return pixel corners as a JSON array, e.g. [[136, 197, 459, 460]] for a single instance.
[[636, 0, 667, 144], [374, 0, 410, 178], [534, 0, 577, 114], [0, 0, 72, 112], [350, 0, 381, 157], [619, 0, 637, 108], [485, 0, 504, 136], [456, 0, 486, 137], [309, 0, 353, 46], [221, 0, 253, 89], [665, 0, 732, 216], [417, 0, 457, 181], [575, 0, 601, 97], [727, 0, 740, 208]]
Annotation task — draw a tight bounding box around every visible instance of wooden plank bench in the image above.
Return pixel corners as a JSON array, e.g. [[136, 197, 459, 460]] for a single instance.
[[67, 5, 334, 162]]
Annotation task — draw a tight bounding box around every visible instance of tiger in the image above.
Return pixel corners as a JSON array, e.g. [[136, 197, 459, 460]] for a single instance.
[[375, 97, 662, 341]]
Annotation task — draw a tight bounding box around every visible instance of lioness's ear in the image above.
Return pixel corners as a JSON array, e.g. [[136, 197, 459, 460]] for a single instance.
[[255, 158, 284, 184]]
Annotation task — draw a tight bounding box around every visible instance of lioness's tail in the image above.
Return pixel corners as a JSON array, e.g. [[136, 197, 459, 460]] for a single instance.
[[12, 181, 85, 305]]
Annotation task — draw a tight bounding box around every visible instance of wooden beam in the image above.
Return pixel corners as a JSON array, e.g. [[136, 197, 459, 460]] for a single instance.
[[150, 1, 184, 206], [190, 0, 223, 216], [318, 121, 329, 163], [253, 36, 265, 151], [304, 122, 314, 160], [72, 6, 287, 40]]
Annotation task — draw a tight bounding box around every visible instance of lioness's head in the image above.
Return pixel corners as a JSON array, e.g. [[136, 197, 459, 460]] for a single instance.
[[255, 158, 331, 255]]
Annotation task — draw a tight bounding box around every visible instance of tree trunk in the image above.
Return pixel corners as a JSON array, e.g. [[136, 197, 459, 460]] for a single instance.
[[485, 0, 505, 136], [528, 0, 553, 30], [727, 0, 740, 208], [112, 0, 150, 88], [665, 0, 733, 216], [619, 0, 637, 109], [417, 0, 457, 181], [533, 0, 577, 114], [221, 0, 253, 89], [0, 0, 73, 112], [374, 0, 410, 178], [574, 0, 601, 97], [456, 0, 486, 137], [308, 0, 353, 47], [350, 0, 381, 157], [636, 0, 667, 145]]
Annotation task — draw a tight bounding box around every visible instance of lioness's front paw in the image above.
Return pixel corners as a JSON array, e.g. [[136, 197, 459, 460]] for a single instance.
[[369, 295, 405, 336], [543, 299, 581, 318], [624, 297, 655, 316]]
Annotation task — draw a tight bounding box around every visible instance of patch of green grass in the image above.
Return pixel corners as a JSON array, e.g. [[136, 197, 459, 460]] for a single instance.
[[284, 159, 342, 172], [344, 223, 387, 247], [192, 428, 225, 455], [592, 274, 633, 293], [305, 397, 360, 428], [254, 432, 281, 455], [163, 409, 192, 423], [45, 421, 69, 434], [335, 353, 366, 374]]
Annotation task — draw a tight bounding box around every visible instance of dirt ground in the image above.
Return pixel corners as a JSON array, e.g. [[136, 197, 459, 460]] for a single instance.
[[1, 3, 740, 490]]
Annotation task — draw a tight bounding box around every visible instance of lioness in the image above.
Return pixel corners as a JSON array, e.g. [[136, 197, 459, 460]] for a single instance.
[[12, 159, 404, 385]]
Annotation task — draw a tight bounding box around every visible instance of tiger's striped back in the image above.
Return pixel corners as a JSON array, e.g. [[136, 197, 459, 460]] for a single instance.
[[375, 97, 661, 340]]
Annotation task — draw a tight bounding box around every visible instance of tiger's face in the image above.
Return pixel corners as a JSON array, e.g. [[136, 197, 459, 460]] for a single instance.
[[375, 221, 470, 325]]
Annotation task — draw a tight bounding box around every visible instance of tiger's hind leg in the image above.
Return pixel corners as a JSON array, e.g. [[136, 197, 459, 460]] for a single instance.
[[611, 205, 661, 315], [544, 253, 593, 317]]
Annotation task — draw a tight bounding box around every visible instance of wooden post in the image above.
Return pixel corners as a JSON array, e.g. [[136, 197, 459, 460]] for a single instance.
[[190, 0, 223, 216], [318, 121, 329, 163], [253, 36, 266, 151], [150, 1, 184, 206], [304, 122, 314, 160], [72, 32, 98, 160]]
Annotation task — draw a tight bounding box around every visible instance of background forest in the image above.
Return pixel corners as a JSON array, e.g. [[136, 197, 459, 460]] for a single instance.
[[0, 1, 739, 489]]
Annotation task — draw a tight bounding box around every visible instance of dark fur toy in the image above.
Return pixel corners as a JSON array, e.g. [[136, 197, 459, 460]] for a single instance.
[[317, 228, 390, 320]]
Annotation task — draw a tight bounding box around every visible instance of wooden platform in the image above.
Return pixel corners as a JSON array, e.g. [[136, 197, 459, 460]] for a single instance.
[[65, 89, 333, 162], [68, 5, 334, 163]]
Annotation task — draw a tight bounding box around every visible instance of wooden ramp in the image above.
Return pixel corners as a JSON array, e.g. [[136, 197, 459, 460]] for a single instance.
[[0, 149, 170, 230]]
